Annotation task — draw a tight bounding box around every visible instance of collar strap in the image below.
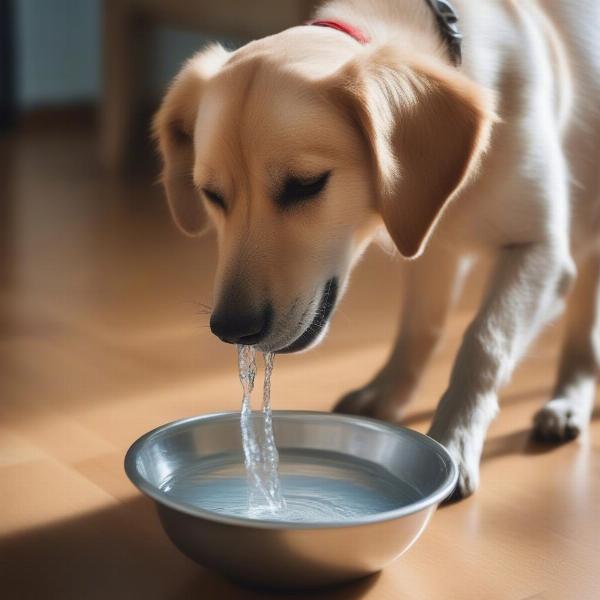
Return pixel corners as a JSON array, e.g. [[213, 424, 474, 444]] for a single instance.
[[307, 0, 462, 67], [306, 19, 370, 45]]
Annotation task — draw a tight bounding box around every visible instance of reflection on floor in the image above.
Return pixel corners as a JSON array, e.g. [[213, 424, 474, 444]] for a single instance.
[[1, 125, 598, 599]]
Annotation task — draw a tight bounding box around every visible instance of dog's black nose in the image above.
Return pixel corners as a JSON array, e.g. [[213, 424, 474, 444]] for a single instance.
[[210, 303, 273, 345]]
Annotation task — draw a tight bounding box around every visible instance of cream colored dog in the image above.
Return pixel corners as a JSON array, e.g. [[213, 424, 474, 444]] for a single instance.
[[154, 0, 600, 499]]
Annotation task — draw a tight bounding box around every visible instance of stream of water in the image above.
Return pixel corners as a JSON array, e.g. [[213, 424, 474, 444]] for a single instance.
[[237, 345, 287, 515]]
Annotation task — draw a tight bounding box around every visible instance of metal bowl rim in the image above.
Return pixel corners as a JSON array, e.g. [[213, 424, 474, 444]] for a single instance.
[[124, 410, 458, 530]]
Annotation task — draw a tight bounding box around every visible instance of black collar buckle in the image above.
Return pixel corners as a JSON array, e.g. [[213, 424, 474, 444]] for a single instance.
[[424, 0, 463, 66]]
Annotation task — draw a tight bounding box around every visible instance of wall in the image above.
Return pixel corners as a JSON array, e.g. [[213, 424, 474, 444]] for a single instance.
[[14, 0, 221, 110]]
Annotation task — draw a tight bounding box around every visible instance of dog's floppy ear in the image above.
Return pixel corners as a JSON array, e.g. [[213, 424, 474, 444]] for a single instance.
[[153, 44, 229, 236], [330, 45, 496, 258]]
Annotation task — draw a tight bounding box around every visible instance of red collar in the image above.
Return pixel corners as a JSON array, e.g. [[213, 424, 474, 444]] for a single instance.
[[306, 19, 370, 45]]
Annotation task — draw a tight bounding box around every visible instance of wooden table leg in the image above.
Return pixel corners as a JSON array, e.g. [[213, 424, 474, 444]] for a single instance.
[[100, 0, 139, 173]]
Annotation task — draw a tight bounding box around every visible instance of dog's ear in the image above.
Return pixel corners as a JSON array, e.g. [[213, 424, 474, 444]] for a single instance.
[[153, 44, 229, 236], [329, 45, 496, 258]]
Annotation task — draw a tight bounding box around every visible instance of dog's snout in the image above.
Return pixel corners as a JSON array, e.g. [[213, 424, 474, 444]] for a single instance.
[[210, 303, 273, 345]]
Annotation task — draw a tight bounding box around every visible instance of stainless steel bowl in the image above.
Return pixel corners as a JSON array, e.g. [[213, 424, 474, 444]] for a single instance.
[[125, 411, 457, 590]]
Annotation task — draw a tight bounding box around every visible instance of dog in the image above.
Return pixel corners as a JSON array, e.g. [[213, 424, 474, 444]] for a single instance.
[[154, 0, 600, 499]]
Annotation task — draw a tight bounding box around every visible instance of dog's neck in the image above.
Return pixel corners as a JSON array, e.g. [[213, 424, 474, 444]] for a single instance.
[[312, 1, 461, 66], [314, 0, 452, 64]]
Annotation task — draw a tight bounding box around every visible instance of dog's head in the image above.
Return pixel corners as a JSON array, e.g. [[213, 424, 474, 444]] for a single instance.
[[154, 27, 494, 352]]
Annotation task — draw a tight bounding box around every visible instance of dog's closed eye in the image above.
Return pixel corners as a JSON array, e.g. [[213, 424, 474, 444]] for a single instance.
[[201, 187, 226, 211], [277, 171, 331, 209]]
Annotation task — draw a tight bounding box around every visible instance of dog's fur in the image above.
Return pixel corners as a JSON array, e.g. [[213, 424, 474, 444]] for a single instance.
[[155, 0, 600, 498]]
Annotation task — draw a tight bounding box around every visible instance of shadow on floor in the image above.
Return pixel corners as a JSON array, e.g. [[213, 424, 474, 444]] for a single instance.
[[0, 496, 380, 600], [482, 406, 600, 462]]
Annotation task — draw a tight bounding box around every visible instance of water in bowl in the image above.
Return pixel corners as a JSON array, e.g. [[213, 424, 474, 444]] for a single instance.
[[160, 448, 421, 522]]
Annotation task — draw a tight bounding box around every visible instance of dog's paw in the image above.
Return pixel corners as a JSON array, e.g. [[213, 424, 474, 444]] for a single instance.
[[429, 426, 483, 502], [532, 398, 588, 442], [333, 381, 410, 422], [442, 440, 480, 502]]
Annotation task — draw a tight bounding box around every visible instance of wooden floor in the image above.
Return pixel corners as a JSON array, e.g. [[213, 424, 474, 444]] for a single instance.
[[1, 124, 599, 600]]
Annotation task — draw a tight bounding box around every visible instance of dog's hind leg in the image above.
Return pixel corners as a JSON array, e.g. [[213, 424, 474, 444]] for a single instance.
[[533, 251, 600, 441], [334, 244, 469, 421]]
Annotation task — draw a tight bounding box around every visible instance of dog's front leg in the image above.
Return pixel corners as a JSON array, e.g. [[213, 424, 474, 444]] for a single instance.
[[429, 242, 574, 499], [335, 245, 468, 421]]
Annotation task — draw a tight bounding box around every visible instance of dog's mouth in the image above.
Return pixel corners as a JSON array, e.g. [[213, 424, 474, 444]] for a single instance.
[[276, 278, 338, 354]]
